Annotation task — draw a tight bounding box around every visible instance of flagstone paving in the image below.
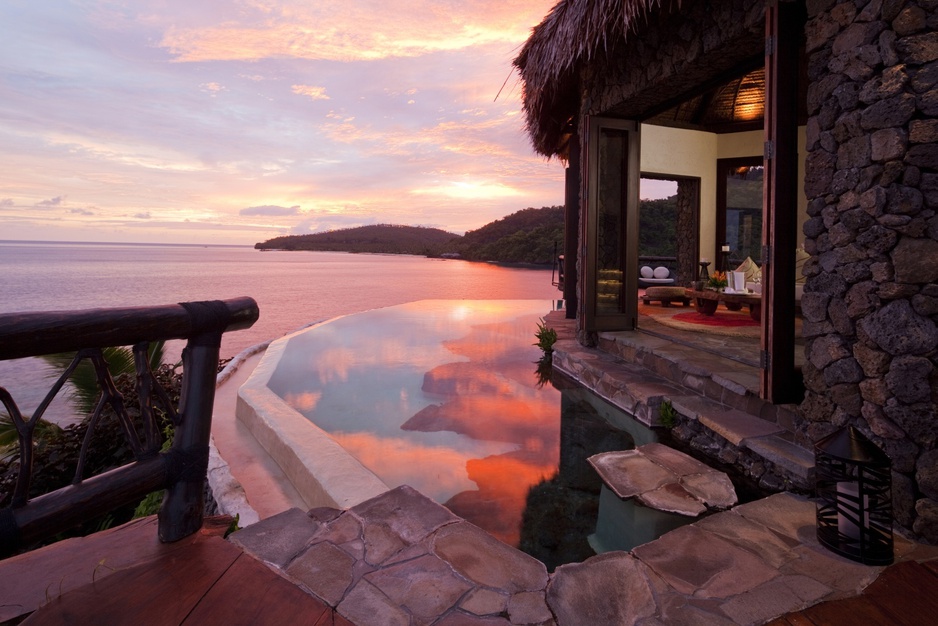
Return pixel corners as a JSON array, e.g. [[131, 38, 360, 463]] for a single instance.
[[231, 484, 938, 625]]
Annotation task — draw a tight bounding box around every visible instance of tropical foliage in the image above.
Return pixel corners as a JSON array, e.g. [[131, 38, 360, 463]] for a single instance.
[[39, 343, 166, 414], [255, 224, 460, 256], [444, 206, 564, 264], [0, 414, 62, 462], [639, 196, 678, 258], [253, 206, 567, 266], [0, 367, 180, 548]]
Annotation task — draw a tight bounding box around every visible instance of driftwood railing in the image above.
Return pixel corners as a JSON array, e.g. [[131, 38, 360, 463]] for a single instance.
[[0, 297, 258, 556]]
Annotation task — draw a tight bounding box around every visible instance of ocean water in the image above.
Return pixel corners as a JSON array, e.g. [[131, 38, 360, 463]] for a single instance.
[[0, 241, 559, 423]]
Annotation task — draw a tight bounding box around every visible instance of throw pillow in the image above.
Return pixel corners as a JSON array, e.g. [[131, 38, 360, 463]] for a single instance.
[[653, 266, 670, 279], [734, 257, 761, 284], [640, 266, 654, 278]]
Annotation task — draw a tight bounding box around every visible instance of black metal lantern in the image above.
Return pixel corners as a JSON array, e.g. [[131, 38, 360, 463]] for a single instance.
[[815, 426, 893, 565]]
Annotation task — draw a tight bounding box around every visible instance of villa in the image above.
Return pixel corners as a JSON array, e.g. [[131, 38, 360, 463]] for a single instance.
[[0, 0, 936, 623], [514, 0, 937, 544]]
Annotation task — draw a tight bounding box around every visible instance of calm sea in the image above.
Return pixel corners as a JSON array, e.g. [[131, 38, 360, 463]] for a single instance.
[[0, 241, 559, 423]]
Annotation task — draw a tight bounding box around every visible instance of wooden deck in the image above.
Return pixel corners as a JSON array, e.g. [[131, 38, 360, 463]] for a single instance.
[[768, 558, 938, 626], [1, 516, 351, 626]]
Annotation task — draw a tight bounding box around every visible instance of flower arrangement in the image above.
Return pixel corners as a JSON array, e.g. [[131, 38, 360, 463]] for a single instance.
[[707, 271, 728, 290]]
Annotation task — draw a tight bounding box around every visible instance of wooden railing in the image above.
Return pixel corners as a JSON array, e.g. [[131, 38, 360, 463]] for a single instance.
[[0, 297, 258, 556]]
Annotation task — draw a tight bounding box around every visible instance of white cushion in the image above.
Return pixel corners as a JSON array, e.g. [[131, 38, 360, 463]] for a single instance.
[[653, 266, 670, 279], [640, 266, 654, 279], [734, 257, 762, 284]]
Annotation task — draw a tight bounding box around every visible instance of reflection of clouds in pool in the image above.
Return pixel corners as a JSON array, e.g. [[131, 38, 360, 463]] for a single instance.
[[330, 431, 484, 500], [282, 390, 322, 412], [268, 300, 561, 546], [448, 451, 558, 545], [421, 362, 515, 397], [406, 360, 559, 450], [443, 314, 545, 362], [404, 394, 558, 448]]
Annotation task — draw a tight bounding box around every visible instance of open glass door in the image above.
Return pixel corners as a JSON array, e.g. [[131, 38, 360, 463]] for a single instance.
[[584, 117, 640, 332]]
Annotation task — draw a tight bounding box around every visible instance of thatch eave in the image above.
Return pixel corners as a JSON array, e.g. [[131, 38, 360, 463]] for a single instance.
[[514, 0, 669, 157]]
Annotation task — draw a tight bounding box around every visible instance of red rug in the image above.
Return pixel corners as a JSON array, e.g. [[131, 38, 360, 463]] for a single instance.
[[670, 311, 759, 327]]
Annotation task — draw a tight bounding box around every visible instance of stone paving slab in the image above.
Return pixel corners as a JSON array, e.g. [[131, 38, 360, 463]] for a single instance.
[[231, 485, 936, 626], [546, 552, 658, 625], [742, 435, 815, 483], [632, 524, 781, 599], [696, 406, 785, 446], [589, 444, 737, 516], [230, 506, 322, 568]]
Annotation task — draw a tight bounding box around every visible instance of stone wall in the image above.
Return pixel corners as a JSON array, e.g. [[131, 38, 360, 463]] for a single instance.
[[801, 0, 938, 542]]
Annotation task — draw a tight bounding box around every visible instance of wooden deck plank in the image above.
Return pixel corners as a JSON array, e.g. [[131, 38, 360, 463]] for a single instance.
[[22, 535, 242, 625], [857, 560, 938, 624], [332, 614, 356, 626], [923, 559, 938, 577], [0, 517, 168, 623], [765, 614, 822, 626], [795, 596, 897, 626], [183, 553, 330, 625], [0, 515, 234, 624]]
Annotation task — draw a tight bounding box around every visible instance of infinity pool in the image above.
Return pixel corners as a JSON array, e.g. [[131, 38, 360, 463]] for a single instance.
[[264, 300, 562, 545]]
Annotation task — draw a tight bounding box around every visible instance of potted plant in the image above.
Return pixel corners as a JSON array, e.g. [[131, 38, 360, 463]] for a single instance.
[[707, 271, 728, 291]]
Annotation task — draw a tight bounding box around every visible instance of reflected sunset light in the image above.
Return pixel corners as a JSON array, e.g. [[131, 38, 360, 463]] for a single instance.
[[268, 300, 561, 546]]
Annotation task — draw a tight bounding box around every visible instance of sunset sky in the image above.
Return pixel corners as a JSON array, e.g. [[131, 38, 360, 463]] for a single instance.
[[0, 0, 565, 245]]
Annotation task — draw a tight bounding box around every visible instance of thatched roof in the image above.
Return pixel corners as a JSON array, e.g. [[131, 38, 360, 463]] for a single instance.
[[514, 0, 667, 158]]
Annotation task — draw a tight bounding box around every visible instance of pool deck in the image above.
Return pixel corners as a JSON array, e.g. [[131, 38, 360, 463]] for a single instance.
[[3, 307, 938, 624]]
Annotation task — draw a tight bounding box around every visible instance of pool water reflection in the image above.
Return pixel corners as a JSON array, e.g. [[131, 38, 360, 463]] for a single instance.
[[267, 300, 561, 545]]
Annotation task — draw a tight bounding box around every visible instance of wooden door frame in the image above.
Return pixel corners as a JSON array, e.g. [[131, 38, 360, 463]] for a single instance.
[[583, 116, 640, 332], [762, 0, 802, 403]]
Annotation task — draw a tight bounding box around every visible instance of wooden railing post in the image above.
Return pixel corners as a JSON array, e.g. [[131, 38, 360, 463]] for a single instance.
[[158, 300, 234, 542], [158, 337, 221, 542]]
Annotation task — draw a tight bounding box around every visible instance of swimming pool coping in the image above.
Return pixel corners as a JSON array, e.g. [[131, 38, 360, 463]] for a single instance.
[[236, 319, 391, 511]]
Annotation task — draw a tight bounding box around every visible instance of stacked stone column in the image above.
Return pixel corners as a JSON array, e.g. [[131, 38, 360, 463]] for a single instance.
[[802, 0, 938, 542]]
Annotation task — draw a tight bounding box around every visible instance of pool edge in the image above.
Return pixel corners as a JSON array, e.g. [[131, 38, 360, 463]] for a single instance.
[[236, 333, 390, 511]]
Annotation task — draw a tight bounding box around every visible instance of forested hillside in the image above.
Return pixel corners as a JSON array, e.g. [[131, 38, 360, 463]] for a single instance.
[[443, 206, 564, 264], [255, 224, 460, 255], [254, 200, 679, 267], [255, 206, 566, 265], [639, 196, 678, 257]]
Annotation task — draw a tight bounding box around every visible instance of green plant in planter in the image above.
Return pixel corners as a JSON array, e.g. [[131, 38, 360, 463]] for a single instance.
[[534, 320, 558, 355], [658, 400, 678, 429]]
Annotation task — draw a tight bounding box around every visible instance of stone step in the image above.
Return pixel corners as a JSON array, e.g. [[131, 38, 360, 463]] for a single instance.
[[552, 334, 816, 492], [552, 338, 686, 428]]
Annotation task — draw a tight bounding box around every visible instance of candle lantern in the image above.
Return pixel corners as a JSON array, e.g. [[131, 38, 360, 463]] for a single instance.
[[720, 244, 730, 274], [815, 426, 893, 565], [697, 260, 710, 290]]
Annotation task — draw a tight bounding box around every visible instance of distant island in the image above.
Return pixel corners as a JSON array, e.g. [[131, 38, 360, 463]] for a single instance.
[[254, 206, 564, 265]]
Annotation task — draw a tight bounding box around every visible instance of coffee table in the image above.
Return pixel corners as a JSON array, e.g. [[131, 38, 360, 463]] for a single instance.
[[685, 288, 762, 321]]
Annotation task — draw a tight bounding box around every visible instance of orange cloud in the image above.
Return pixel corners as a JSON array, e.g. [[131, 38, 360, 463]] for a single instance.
[[291, 84, 330, 100], [160, 1, 556, 63]]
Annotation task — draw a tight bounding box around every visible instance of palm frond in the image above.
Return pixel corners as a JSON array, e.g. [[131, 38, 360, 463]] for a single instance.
[[39, 341, 166, 415]]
